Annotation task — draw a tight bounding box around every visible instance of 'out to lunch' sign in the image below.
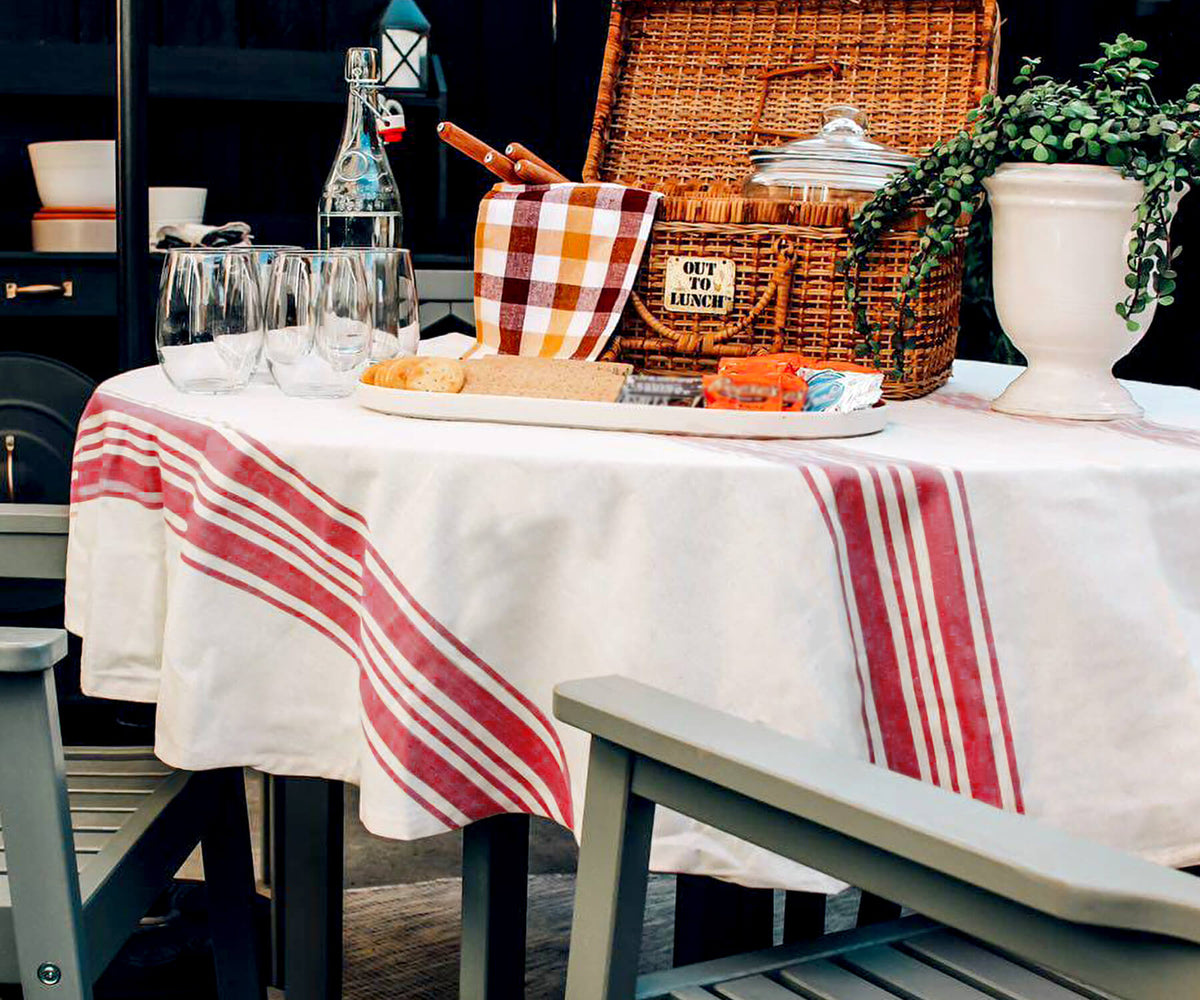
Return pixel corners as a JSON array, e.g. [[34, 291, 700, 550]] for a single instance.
[[663, 256, 736, 315]]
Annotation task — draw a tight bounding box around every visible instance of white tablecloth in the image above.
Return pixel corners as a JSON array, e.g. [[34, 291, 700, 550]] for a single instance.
[[65, 360, 1200, 891]]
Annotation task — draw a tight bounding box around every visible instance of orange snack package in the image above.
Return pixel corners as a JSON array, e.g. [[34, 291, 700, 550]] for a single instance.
[[702, 372, 808, 411], [719, 354, 880, 377]]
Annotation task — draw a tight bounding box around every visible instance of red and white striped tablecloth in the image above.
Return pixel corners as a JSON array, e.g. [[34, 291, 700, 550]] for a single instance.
[[66, 360, 1200, 891]]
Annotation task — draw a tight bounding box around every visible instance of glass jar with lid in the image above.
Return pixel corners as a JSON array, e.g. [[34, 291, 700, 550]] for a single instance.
[[744, 105, 916, 212]]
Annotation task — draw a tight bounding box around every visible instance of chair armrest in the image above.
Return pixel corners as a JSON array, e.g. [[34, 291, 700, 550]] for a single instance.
[[0, 627, 68, 672], [554, 675, 1200, 946]]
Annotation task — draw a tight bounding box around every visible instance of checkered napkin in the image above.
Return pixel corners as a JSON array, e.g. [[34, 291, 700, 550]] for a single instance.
[[470, 183, 661, 360]]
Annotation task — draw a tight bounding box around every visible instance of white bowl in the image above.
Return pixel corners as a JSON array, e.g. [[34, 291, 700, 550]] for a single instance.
[[28, 140, 115, 209], [149, 186, 207, 233], [32, 217, 116, 253]]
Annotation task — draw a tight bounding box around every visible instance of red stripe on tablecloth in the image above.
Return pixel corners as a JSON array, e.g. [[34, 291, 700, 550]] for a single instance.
[[797, 465, 878, 764], [370, 554, 575, 787], [954, 470, 1024, 811], [816, 458, 923, 779], [358, 665, 510, 822], [362, 562, 574, 823], [73, 396, 574, 831], [364, 732, 458, 830], [102, 419, 555, 824], [70, 487, 164, 511], [358, 616, 558, 819], [79, 394, 366, 557], [899, 461, 1003, 805], [867, 464, 940, 780], [79, 422, 360, 603], [238, 424, 574, 796], [888, 466, 964, 794], [682, 436, 1022, 812], [178, 550, 358, 661], [238, 427, 576, 811]]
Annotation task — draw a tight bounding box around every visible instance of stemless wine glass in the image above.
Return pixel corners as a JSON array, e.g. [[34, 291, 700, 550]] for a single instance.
[[264, 250, 371, 398], [155, 248, 264, 394], [358, 248, 421, 363], [227, 245, 303, 384]]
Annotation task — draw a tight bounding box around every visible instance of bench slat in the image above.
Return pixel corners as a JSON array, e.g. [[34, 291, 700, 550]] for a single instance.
[[713, 976, 802, 999], [905, 932, 1107, 1000], [65, 774, 169, 793], [780, 960, 905, 999], [843, 945, 1007, 999]]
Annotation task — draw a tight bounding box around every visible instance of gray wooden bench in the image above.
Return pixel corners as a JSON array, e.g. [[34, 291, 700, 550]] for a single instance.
[[556, 675, 1200, 1000], [0, 627, 263, 1000]]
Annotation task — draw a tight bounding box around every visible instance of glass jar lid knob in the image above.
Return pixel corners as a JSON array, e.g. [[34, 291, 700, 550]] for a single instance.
[[820, 105, 870, 140]]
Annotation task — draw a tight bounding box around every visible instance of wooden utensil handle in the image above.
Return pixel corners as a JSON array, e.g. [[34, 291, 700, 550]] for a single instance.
[[482, 151, 521, 183], [514, 159, 564, 184], [437, 121, 519, 181], [505, 143, 570, 182]]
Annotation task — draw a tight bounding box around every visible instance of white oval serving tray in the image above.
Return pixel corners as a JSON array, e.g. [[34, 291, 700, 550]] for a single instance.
[[356, 382, 887, 439]]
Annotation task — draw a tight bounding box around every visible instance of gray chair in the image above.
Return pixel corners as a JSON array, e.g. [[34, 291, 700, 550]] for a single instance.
[[0, 627, 262, 1000], [556, 675, 1200, 1000]]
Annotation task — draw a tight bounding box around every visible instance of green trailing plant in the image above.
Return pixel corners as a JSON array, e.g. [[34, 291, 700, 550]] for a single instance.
[[845, 35, 1199, 377]]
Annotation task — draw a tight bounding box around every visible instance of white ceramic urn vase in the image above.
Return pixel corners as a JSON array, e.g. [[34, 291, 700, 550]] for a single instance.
[[983, 163, 1181, 420]]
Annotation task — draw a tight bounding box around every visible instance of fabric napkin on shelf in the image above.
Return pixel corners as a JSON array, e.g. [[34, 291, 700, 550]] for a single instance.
[[469, 182, 661, 361], [154, 221, 252, 250]]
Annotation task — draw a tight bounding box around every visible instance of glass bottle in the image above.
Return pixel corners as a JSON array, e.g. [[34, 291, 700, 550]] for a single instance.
[[318, 47, 404, 249]]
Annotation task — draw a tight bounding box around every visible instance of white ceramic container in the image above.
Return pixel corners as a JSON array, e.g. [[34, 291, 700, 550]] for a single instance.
[[31, 217, 116, 253], [149, 186, 207, 233], [28, 140, 116, 208], [984, 163, 1183, 420]]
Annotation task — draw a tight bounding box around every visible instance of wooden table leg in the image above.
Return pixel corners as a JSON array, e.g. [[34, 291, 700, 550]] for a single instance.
[[460, 813, 530, 1000], [673, 875, 774, 965], [270, 777, 344, 1000]]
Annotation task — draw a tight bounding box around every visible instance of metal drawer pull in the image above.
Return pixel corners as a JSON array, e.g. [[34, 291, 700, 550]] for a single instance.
[[5, 280, 74, 300], [4, 434, 14, 502]]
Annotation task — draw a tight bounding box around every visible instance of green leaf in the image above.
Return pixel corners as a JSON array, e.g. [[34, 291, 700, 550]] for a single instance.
[[1033, 144, 1051, 162]]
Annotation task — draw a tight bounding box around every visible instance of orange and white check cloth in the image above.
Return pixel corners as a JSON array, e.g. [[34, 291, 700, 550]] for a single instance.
[[469, 182, 661, 360]]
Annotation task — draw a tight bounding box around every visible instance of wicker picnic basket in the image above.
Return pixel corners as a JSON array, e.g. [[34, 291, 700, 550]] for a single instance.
[[584, 0, 1001, 398]]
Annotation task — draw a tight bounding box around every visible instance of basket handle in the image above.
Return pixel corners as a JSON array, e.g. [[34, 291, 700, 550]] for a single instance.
[[750, 60, 847, 142], [621, 244, 796, 356]]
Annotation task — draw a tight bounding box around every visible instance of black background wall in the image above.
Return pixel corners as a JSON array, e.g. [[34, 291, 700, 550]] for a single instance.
[[1, 0, 1196, 385]]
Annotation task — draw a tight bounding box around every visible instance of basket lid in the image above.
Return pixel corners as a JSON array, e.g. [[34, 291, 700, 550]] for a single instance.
[[747, 105, 916, 193], [584, 0, 999, 188]]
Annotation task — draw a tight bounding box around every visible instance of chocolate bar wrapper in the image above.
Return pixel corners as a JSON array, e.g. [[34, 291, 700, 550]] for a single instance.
[[618, 374, 705, 407]]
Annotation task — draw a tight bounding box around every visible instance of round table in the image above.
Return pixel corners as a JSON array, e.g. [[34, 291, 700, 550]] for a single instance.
[[66, 359, 1200, 893]]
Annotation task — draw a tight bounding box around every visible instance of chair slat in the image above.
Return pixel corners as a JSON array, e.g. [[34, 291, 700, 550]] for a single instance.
[[780, 960, 906, 1000], [905, 933, 1107, 1000], [64, 759, 172, 777], [68, 811, 134, 832], [64, 747, 160, 761], [0, 830, 111, 853], [842, 945, 1004, 999], [65, 774, 167, 793], [67, 792, 158, 810], [0, 853, 89, 877], [669, 989, 720, 1000], [713, 976, 803, 999]]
